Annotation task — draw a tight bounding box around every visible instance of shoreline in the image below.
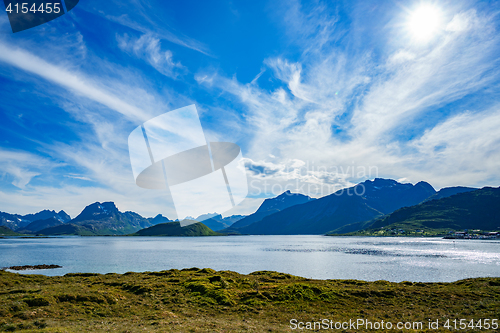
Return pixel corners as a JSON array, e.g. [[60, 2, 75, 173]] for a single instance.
[[4, 267, 500, 283], [2, 264, 62, 271]]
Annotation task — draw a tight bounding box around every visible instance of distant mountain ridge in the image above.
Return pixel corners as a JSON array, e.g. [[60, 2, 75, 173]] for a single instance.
[[2, 202, 179, 236], [255, 190, 315, 213], [224, 191, 314, 232], [423, 186, 477, 203], [72, 202, 120, 223], [17, 217, 65, 234], [148, 214, 171, 225], [0, 212, 27, 230], [0, 209, 71, 231], [192, 213, 219, 221], [200, 214, 246, 231], [59, 202, 152, 235], [231, 178, 436, 235], [23, 210, 71, 223]]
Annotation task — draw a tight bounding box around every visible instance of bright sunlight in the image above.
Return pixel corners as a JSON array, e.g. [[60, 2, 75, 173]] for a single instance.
[[408, 4, 442, 41]]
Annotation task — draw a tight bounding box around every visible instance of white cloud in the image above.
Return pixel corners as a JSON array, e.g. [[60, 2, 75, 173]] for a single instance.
[[104, 11, 212, 57], [279, 0, 339, 53], [389, 50, 416, 64], [242, 157, 364, 198], [446, 9, 478, 32], [410, 108, 500, 187], [117, 33, 186, 78], [0, 41, 150, 123], [219, 197, 264, 218], [0, 149, 61, 189]]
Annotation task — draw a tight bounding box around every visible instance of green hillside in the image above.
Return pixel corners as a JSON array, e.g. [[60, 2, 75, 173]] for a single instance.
[[0, 226, 22, 236], [132, 221, 221, 236], [37, 224, 96, 236], [341, 187, 500, 236]]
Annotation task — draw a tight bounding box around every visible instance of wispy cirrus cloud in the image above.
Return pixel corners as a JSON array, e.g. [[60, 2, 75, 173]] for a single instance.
[[0, 41, 150, 123], [410, 107, 500, 186], [242, 157, 362, 197], [196, 0, 500, 190], [117, 33, 186, 79], [0, 148, 63, 189], [104, 12, 212, 57], [94, 0, 212, 57]]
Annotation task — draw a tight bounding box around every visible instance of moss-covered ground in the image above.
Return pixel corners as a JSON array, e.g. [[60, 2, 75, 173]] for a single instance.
[[0, 269, 499, 332]]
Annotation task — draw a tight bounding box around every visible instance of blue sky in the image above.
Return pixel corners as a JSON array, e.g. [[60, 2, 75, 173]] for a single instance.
[[0, 0, 499, 218]]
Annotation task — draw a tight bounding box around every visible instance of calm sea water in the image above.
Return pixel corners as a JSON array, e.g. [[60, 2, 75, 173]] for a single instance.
[[0, 236, 498, 282]]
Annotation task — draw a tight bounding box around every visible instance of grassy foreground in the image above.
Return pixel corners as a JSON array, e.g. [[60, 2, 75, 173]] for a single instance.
[[0, 269, 499, 332]]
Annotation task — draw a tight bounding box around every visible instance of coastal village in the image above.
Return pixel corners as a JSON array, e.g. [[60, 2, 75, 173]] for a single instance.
[[444, 230, 500, 239]]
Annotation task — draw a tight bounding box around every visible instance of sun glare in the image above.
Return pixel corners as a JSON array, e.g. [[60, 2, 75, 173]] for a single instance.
[[408, 4, 442, 42]]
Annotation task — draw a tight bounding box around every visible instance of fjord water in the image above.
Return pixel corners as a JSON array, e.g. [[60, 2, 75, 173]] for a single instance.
[[1, 236, 498, 282]]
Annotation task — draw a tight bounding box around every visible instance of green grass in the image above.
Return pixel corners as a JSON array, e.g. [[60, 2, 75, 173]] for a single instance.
[[0, 269, 499, 332]]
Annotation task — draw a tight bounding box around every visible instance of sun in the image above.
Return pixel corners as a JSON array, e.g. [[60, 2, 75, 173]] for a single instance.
[[407, 4, 442, 42]]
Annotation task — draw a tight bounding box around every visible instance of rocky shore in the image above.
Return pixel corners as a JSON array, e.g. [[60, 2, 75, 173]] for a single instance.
[[3, 264, 62, 271]]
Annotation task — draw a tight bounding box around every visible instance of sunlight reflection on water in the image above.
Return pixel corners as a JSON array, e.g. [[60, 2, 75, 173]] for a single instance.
[[0, 236, 498, 282]]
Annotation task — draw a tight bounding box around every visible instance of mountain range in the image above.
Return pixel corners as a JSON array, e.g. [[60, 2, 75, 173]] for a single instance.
[[36, 202, 167, 235], [368, 186, 500, 232], [0, 178, 496, 236], [66, 202, 153, 235], [223, 190, 314, 233], [200, 214, 246, 231], [17, 217, 68, 234], [230, 179, 437, 235], [0, 201, 242, 236], [0, 209, 71, 231]]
